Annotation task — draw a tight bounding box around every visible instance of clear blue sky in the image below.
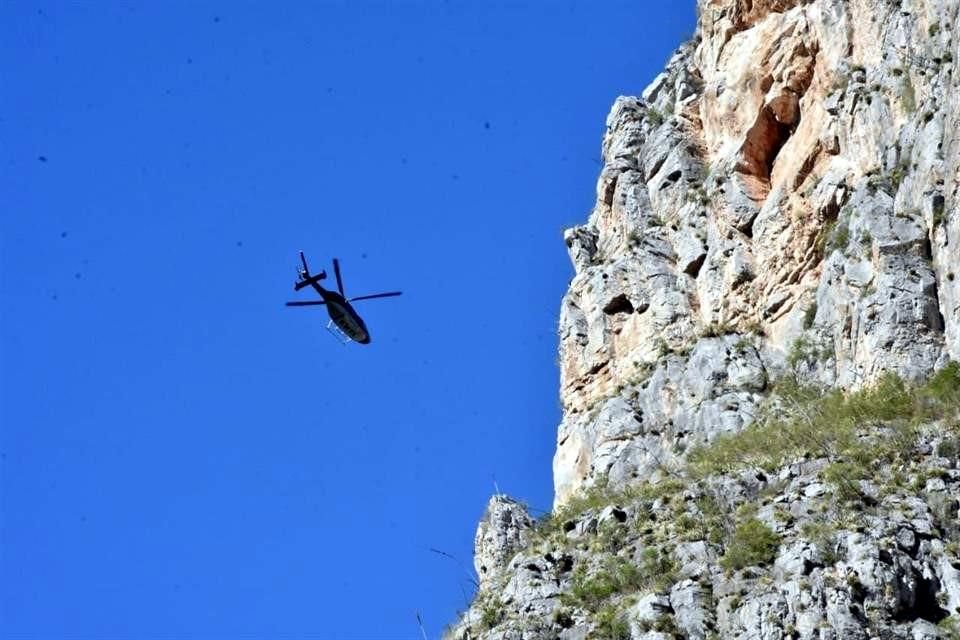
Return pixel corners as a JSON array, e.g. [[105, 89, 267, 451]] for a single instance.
[[1, 2, 694, 638]]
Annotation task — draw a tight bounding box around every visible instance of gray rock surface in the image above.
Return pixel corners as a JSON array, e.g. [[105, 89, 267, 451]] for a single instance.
[[474, 496, 534, 588], [447, 0, 960, 638], [555, 0, 959, 503]]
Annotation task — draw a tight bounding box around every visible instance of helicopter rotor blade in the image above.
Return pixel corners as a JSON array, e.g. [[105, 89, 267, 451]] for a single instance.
[[285, 300, 327, 307], [349, 291, 403, 302], [333, 258, 345, 296]]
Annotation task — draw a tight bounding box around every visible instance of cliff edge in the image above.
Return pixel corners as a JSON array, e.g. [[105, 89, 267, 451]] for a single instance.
[[449, 0, 960, 638]]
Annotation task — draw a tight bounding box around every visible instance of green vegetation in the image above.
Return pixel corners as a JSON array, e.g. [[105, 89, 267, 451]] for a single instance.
[[801, 520, 840, 565], [829, 219, 850, 252], [733, 335, 755, 353], [816, 220, 835, 255], [938, 616, 960, 640], [890, 160, 909, 190], [637, 547, 678, 591], [655, 337, 672, 358], [785, 334, 832, 373], [933, 196, 946, 227], [592, 604, 631, 640], [802, 303, 818, 330], [552, 608, 575, 629], [533, 478, 681, 617], [517, 363, 960, 634], [688, 365, 960, 486], [823, 459, 872, 502], [817, 217, 850, 256], [929, 22, 941, 37], [595, 520, 630, 553], [686, 184, 711, 206], [635, 614, 681, 635], [537, 477, 686, 540], [900, 74, 916, 113], [561, 557, 645, 611], [478, 593, 505, 630], [939, 434, 960, 460], [678, 493, 726, 544], [743, 320, 766, 337], [647, 108, 665, 127], [701, 322, 736, 338], [928, 361, 960, 403], [720, 519, 781, 571]]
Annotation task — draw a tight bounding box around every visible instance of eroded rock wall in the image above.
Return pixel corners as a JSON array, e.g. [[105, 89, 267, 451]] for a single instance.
[[556, 0, 959, 506], [448, 1, 960, 638]]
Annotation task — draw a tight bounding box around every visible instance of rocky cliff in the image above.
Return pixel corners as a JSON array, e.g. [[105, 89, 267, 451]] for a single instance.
[[448, 0, 960, 638]]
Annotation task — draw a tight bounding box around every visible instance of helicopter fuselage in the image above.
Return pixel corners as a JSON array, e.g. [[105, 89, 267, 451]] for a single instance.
[[287, 253, 401, 346], [313, 284, 371, 344]]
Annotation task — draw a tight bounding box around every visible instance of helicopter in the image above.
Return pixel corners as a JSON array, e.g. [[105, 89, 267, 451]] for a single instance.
[[285, 251, 402, 345]]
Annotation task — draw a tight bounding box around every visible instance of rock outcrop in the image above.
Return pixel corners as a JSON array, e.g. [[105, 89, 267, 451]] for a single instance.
[[449, 0, 960, 638], [475, 496, 536, 589]]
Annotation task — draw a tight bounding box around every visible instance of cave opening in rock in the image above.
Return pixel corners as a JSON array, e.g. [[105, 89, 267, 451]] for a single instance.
[[660, 169, 683, 191], [892, 572, 949, 624], [736, 97, 799, 200], [685, 253, 707, 277], [603, 294, 635, 315], [747, 108, 793, 177]]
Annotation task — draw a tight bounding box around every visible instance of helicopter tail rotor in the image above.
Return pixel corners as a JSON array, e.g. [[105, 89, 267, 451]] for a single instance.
[[294, 251, 327, 290]]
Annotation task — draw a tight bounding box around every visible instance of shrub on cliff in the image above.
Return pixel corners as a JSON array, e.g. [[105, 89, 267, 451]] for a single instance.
[[688, 363, 960, 478], [720, 518, 781, 571]]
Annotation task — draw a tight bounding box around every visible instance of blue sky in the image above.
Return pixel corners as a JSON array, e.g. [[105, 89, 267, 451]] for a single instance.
[[1, 2, 695, 638]]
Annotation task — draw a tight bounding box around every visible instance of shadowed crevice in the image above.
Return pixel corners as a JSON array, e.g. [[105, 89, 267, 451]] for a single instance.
[[603, 294, 635, 315]]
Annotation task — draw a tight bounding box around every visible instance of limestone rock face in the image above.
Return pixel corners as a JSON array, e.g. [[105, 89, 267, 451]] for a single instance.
[[474, 496, 535, 588], [556, 0, 960, 506], [554, 335, 770, 504], [449, 0, 960, 638]]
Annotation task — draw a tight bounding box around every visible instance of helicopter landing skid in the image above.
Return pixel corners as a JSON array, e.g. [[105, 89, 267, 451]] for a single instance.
[[325, 319, 353, 345]]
